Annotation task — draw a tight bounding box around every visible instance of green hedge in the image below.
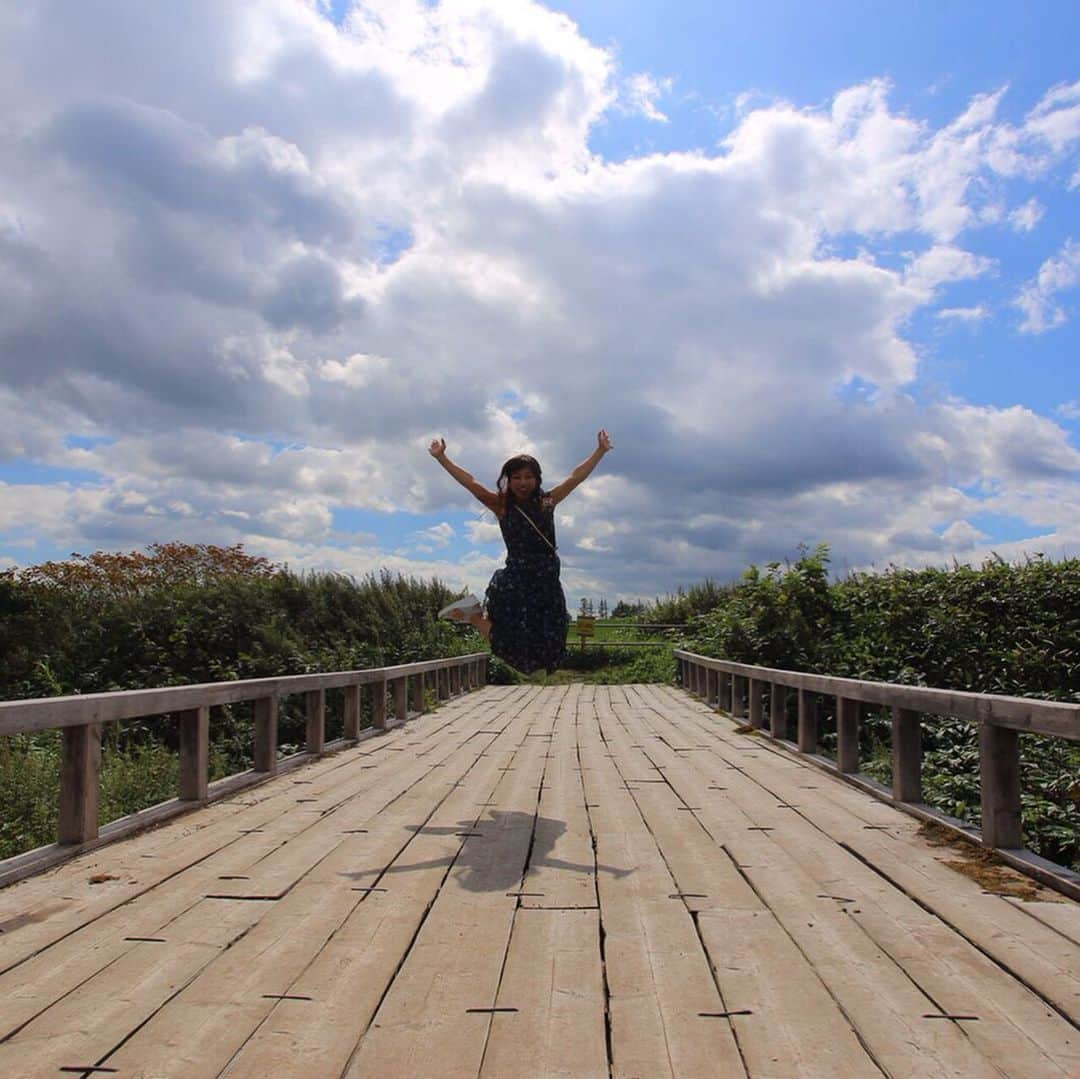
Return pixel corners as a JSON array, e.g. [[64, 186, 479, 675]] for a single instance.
[[678, 547, 1080, 871], [0, 546, 475, 859]]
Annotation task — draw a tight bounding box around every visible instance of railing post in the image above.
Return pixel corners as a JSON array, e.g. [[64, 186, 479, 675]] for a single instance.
[[797, 690, 818, 753], [731, 676, 745, 719], [393, 676, 408, 723], [723, 673, 733, 714], [59, 723, 102, 845], [412, 672, 426, 715], [979, 722, 1022, 848], [254, 696, 278, 773], [705, 668, 717, 708], [372, 678, 388, 730], [749, 678, 764, 729], [344, 684, 361, 740], [837, 696, 859, 773], [770, 683, 787, 738], [437, 666, 449, 701], [305, 689, 325, 755], [178, 706, 209, 802], [891, 706, 922, 802]]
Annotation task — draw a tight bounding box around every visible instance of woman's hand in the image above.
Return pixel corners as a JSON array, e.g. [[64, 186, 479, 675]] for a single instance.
[[429, 437, 447, 458], [597, 429, 613, 454]]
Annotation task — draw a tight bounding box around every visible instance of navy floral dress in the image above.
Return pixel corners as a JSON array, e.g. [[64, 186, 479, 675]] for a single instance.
[[485, 497, 569, 674]]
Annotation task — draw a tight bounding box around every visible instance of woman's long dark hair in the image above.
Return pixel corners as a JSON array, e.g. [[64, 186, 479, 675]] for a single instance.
[[497, 454, 546, 507]]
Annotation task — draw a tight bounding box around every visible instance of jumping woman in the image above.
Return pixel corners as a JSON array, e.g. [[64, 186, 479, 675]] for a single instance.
[[429, 430, 613, 674]]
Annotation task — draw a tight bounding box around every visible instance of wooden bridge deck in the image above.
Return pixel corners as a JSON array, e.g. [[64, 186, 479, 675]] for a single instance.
[[1, 684, 1077, 1078]]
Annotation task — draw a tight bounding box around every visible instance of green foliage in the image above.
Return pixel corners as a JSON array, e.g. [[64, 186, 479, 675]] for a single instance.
[[675, 548, 1080, 871], [524, 644, 676, 686], [0, 545, 475, 859], [648, 579, 732, 624]]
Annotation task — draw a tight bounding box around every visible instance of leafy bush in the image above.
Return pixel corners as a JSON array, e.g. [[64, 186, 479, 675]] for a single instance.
[[0, 544, 474, 858], [676, 547, 1080, 871]]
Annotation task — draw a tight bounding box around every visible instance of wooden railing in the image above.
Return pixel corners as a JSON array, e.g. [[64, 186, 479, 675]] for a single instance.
[[0, 653, 487, 887], [674, 649, 1080, 900]]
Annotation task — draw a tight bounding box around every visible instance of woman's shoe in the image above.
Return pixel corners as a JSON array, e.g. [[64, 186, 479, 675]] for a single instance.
[[438, 594, 482, 621]]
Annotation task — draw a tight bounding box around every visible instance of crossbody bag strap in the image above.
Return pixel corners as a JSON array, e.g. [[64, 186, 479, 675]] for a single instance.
[[515, 504, 558, 552]]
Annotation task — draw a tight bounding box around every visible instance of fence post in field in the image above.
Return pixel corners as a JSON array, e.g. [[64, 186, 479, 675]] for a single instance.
[[837, 696, 859, 773], [797, 689, 818, 753], [178, 706, 209, 802], [344, 684, 361, 740], [979, 722, 1023, 848], [305, 690, 326, 755], [891, 706, 921, 802], [59, 723, 102, 845], [254, 696, 278, 773]]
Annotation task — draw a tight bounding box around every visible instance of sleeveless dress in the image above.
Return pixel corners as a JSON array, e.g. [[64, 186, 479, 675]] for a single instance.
[[484, 498, 570, 674]]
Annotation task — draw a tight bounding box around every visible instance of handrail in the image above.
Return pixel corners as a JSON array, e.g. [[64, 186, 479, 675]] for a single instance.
[[673, 649, 1080, 900], [0, 652, 488, 888]]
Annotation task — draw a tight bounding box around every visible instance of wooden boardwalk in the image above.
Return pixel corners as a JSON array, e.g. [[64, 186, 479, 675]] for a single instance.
[[1, 684, 1077, 1077]]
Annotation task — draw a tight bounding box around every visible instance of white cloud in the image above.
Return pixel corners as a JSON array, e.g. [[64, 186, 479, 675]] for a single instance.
[[625, 73, 673, 123], [412, 521, 455, 550], [904, 244, 994, 294], [1025, 79, 1080, 152], [465, 517, 502, 544], [1015, 239, 1080, 333], [0, 3, 1077, 597], [936, 305, 988, 322], [1008, 197, 1043, 233]]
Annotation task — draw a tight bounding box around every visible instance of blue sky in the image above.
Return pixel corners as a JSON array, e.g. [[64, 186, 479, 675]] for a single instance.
[[0, 0, 1078, 603]]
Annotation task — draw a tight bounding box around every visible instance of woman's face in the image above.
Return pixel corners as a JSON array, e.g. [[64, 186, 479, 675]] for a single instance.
[[509, 467, 539, 499]]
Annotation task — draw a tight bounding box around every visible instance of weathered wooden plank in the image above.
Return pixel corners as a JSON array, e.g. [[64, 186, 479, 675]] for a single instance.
[[0, 898, 271, 1079], [698, 909, 883, 1077], [630, 688, 1018, 1076], [0, 689, 517, 989], [582, 692, 746, 1077], [68, 693, 547, 1078], [480, 909, 608, 1078], [341, 697, 560, 1077], [520, 687, 595, 910], [215, 700, 548, 1077], [642, 686, 1080, 1058]]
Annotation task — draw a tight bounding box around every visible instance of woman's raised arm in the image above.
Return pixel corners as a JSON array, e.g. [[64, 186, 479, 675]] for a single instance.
[[429, 438, 500, 511], [546, 429, 613, 506]]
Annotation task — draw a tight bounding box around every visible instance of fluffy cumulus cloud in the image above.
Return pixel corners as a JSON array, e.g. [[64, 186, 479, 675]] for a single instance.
[[0, 0, 1078, 600]]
